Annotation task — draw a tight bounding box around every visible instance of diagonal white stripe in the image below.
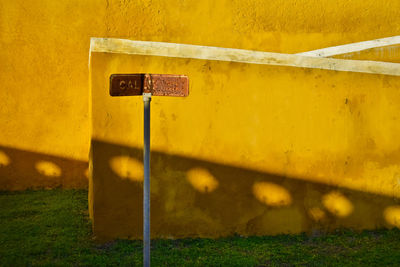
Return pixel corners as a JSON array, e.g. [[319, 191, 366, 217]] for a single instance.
[[296, 35, 400, 57], [90, 37, 400, 76]]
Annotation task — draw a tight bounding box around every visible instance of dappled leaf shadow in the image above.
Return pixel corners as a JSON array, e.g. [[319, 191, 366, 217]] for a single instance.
[[0, 145, 87, 190], [90, 139, 400, 241]]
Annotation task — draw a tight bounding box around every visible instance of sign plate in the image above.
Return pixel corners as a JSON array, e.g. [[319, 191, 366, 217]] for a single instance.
[[110, 74, 189, 97]]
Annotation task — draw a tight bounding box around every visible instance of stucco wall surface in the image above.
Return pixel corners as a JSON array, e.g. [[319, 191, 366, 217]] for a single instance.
[[90, 50, 400, 240], [1, 0, 400, 239]]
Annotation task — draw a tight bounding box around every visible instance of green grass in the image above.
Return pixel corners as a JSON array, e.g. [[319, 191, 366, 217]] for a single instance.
[[1, 190, 400, 266]]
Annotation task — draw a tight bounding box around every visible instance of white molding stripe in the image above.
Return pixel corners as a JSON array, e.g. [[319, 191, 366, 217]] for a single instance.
[[90, 38, 400, 76], [297, 35, 400, 57]]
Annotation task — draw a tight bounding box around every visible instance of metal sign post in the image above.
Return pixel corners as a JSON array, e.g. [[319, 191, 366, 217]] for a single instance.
[[110, 74, 189, 267], [142, 92, 151, 267]]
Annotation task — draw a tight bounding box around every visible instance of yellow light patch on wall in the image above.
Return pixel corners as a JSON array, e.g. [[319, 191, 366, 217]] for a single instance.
[[186, 168, 219, 193], [322, 191, 354, 217], [0, 150, 10, 167], [84, 168, 89, 180], [109, 156, 143, 182], [383, 206, 400, 228], [35, 161, 62, 177], [308, 207, 326, 222], [252, 182, 292, 207]]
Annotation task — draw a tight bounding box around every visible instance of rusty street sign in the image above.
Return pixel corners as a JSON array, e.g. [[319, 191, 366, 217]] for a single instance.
[[110, 74, 189, 97]]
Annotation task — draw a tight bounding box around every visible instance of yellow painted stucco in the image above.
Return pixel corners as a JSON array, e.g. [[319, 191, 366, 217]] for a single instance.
[[90, 47, 400, 239], [1, 0, 400, 238]]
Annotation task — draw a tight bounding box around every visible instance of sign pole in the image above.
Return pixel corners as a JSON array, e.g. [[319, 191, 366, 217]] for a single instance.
[[143, 92, 151, 267]]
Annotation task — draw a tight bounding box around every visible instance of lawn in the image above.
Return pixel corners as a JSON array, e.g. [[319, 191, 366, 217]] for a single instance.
[[1, 190, 400, 266]]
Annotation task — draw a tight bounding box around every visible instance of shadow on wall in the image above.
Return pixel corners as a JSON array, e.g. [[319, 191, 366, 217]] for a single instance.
[[0, 145, 88, 190], [90, 140, 400, 241]]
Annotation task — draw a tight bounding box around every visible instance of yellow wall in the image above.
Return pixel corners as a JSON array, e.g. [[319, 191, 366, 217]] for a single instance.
[[1, 0, 400, 189], [90, 48, 400, 239], [1, 0, 400, 238], [0, 0, 106, 189]]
